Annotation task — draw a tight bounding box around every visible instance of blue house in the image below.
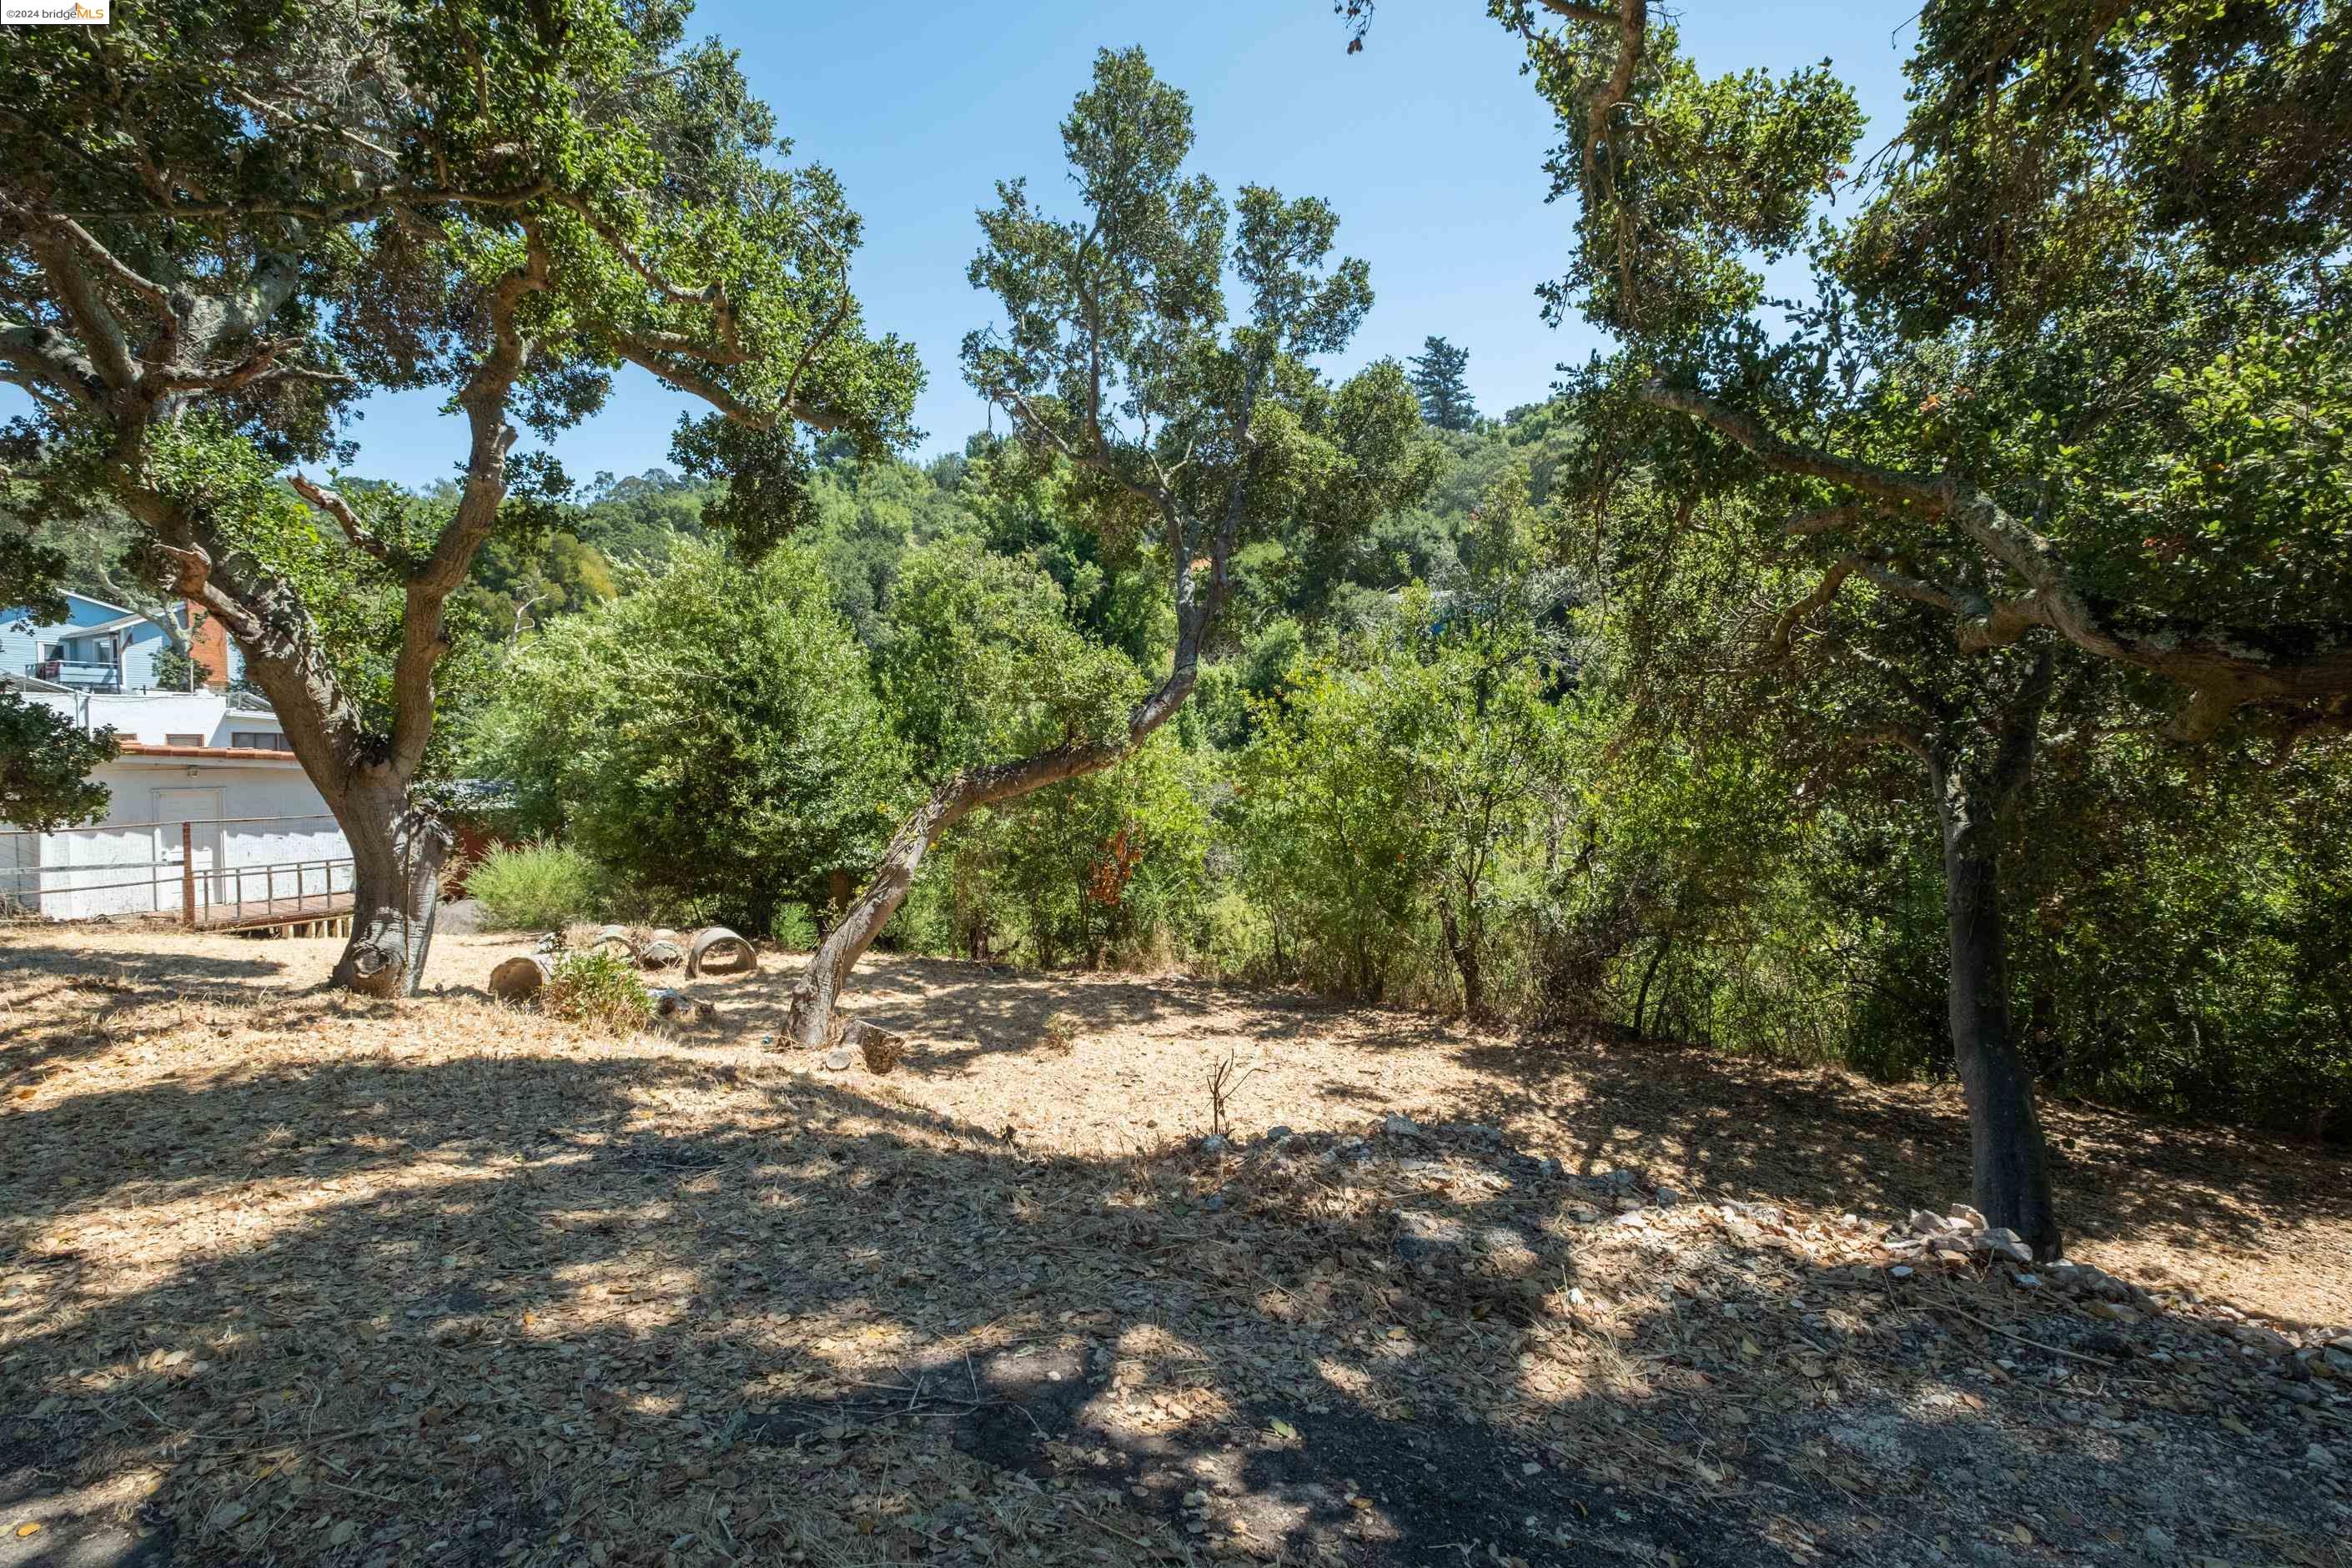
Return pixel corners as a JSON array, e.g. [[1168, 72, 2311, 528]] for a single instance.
[[0, 589, 239, 693]]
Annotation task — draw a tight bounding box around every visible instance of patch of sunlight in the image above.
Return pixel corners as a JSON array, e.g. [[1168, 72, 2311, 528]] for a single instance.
[[1314, 1355, 1374, 1401], [38, 1162, 510, 1299]]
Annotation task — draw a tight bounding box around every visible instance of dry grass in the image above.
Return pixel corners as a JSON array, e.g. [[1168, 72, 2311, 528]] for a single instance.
[[2, 922, 2347, 1568]]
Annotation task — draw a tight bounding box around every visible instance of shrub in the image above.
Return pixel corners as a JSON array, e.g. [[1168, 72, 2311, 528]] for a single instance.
[[467, 839, 602, 931], [771, 901, 818, 950], [463, 542, 907, 936], [542, 949, 652, 1033]]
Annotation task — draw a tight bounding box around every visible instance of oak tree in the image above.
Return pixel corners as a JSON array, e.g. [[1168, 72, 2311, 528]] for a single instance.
[[0, 0, 918, 993], [1345, 0, 2352, 1255], [782, 47, 1436, 1045]]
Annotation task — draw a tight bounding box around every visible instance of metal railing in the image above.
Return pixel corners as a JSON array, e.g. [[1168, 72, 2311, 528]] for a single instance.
[[206, 853, 356, 928], [0, 812, 354, 927], [24, 659, 123, 692]]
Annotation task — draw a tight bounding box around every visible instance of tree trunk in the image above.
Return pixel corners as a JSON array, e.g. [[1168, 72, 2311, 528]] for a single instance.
[[331, 784, 451, 999], [1436, 897, 1485, 1022], [782, 434, 1243, 1047], [785, 714, 1214, 1043], [785, 785, 970, 1047], [1926, 652, 2063, 1260], [1938, 816, 2061, 1259], [1632, 931, 1672, 1042]]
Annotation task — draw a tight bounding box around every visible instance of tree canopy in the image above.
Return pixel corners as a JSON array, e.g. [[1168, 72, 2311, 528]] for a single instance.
[[0, 0, 920, 991], [1410, 0, 2352, 1254], [1408, 335, 1477, 430]]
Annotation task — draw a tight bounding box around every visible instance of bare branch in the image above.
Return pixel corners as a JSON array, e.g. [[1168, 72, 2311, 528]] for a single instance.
[[46, 214, 173, 319], [289, 475, 391, 563], [0, 363, 80, 415], [1786, 504, 1877, 536], [67, 178, 555, 228], [89, 563, 192, 655], [19, 226, 139, 389], [990, 379, 1176, 523], [782, 289, 856, 413], [1853, 724, 1933, 764], [615, 325, 749, 367], [382, 224, 551, 777], [555, 197, 731, 312], [1766, 555, 1862, 660], [1, 319, 104, 405]]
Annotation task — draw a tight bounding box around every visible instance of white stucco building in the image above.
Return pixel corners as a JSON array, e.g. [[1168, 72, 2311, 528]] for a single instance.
[[3, 664, 351, 924]]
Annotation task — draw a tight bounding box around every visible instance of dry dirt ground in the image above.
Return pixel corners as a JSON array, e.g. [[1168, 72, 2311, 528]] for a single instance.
[[2, 922, 2347, 1568]]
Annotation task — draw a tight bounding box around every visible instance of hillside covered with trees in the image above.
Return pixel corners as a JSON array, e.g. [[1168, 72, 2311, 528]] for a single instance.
[[381, 380, 2345, 1155]]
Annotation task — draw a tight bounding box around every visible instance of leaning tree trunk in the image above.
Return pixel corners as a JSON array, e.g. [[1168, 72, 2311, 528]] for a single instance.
[[330, 781, 452, 1000], [785, 781, 984, 1047], [1927, 689, 2063, 1260], [784, 676, 1202, 1047], [1632, 931, 1672, 1043]]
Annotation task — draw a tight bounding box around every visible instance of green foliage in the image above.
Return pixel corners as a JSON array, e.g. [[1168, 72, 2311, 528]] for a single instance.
[[465, 543, 906, 932], [0, 694, 118, 832], [466, 839, 605, 932], [1341, 0, 2352, 1166], [455, 526, 621, 639], [1407, 336, 1477, 430], [572, 471, 711, 565], [953, 436, 1172, 668], [800, 455, 976, 643], [962, 47, 1438, 635], [875, 536, 1143, 777], [1500, 5, 1862, 339], [0, 0, 923, 920], [0, 503, 72, 625], [770, 902, 820, 951], [543, 949, 653, 1034], [1840, 0, 2351, 330], [1230, 655, 1430, 1001], [1227, 570, 1572, 1009], [911, 734, 1210, 969]]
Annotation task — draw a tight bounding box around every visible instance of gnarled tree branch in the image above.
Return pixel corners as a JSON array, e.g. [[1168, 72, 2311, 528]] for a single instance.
[[1647, 380, 2352, 740]]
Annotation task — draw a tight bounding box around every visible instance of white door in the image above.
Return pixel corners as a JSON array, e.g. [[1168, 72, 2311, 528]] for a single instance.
[[153, 787, 224, 917]]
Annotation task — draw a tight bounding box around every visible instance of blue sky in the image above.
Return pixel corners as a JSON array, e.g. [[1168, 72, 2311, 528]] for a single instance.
[[26, 1, 1922, 485]]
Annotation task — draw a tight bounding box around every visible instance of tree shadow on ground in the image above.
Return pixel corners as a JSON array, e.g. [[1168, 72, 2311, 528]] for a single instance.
[[0, 942, 299, 1085], [1459, 1033, 2352, 1324], [701, 952, 1460, 1076], [537, 938, 2350, 1328], [3, 1023, 2342, 1568]]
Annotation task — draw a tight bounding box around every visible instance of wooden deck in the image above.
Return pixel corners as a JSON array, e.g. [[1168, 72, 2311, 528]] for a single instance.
[[192, 893, 354, 933]]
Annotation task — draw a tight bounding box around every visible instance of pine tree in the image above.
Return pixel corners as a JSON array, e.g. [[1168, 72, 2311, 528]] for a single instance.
[[1407, 336, 1477, 430]]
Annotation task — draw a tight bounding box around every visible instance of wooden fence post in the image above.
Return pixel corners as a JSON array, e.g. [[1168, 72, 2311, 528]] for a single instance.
[[181, 821, 195, 928]]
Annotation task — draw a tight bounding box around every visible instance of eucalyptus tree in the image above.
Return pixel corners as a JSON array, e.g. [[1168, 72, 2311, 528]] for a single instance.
[[1341, 0, 2352, 1256], [0, 0, 918, 995], [781, 47, 1436, 1046]]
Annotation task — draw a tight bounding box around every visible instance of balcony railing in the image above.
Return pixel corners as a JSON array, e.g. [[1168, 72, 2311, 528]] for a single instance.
[[26, 659, 123, 692]]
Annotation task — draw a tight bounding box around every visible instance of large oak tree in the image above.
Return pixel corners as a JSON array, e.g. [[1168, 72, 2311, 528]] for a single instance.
[[1344, 0, 2352, 1256], [0, 0, 918, 994]]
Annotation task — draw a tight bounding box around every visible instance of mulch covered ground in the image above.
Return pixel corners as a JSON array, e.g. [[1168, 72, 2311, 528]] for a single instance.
[[2, 922, 2346, 1568]]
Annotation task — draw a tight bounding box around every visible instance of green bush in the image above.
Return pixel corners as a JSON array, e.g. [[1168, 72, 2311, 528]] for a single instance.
[[463, 542, 907, 936], [467, 839, 601, 931], [770, 901, 818, 951], [543, 949, 652, 1034]]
